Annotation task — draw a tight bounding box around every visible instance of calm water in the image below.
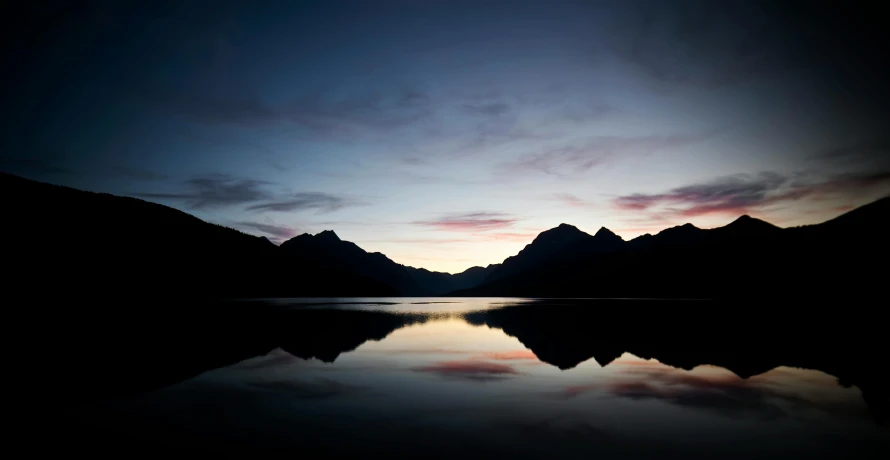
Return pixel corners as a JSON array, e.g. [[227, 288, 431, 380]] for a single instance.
[[61, 298, 888, 458]]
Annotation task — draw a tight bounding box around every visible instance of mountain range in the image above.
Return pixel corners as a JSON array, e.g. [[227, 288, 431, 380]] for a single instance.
[[3, 172, 887, 299]]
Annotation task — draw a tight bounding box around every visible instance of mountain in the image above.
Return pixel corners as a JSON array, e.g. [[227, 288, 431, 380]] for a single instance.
[[454, 196, 889, 299], [6, 172, 885, 300], [2, 172, 495, 298], [627, 223, 704, 250], [280, 230, 497, 295], [483, 224, 624, 283], [1, 172, 397, 300]]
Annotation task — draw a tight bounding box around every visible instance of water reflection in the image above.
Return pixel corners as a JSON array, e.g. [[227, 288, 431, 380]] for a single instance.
[[51, 299, 888, 457]]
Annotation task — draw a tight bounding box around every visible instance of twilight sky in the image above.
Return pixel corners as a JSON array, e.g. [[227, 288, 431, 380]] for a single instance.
[[2, 0, 889, 272]]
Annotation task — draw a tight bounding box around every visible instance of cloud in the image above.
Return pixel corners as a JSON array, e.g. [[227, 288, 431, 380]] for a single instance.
[[593, 0, 890, 106], [414, 359, 519, 381], [605, 366, 812, 421], [481, 350, 539, 361], [814, 137, 890, 167], [615, 172, 788, 214], [134, 174, 271, 209], [553, 193, 589, 208], [613, 170, 890, 218], [246, 192, 365, 213], [133, 174, 364, 214], [548, 383, 599, 400], [413, 212, 518, 232], [598, 1, 818, 92], [233, 221, 298, 242], [160, 87, 434, 140], [503, 133, 708, 176]]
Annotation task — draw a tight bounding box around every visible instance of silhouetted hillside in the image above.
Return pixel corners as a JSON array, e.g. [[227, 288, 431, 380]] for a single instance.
[[5, 173, 885, 300], [280, 230, 497, 295], [483, 224, 624, 283], [454, 196, 889, 299], [1, 172, 397, 300]]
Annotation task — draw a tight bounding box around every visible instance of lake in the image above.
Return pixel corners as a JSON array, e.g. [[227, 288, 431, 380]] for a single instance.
[[51, 298, 888, 458]]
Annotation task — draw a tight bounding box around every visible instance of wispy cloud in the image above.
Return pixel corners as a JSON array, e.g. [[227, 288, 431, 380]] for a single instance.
[[246, 192, 365, 213], [503, 133, 708, 176], [133, 174, 365, 214], [134, 174, 271, 209], [480, 350, 539, 361], [160, 87, 434, 140], [600, 2, 800, 92], [605, 366, 819, 421], [613, 170, 890, 218], [548, 383, 599, 400], [414, 212, 518, 232], [813, 137, 890, 167], [552, 193, 590, 208], [414, 359, 519, 381]]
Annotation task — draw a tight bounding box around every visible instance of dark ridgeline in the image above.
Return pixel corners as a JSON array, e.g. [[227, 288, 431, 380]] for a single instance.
[[453, 197, 889, 299], [482, 224, 625, 284], [1, 172, 496, 298], [1, 172, 397, 300], [279, 230, 497, 295], [3, 173, 886, 299]]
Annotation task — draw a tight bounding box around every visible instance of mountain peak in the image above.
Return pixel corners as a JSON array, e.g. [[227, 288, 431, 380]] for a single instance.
[[594, 226, 620, 238], [719, 214, 781, 235], [315, 230, 341, 242], [532, 223, 590, 244], [726, 214, 775, 228]]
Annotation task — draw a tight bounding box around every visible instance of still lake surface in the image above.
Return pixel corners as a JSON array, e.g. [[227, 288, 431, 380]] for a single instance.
[[62, 298, 887, 458]]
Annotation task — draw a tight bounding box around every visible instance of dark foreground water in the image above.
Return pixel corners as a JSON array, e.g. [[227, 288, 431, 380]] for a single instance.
[[46, 298, 888, 458]]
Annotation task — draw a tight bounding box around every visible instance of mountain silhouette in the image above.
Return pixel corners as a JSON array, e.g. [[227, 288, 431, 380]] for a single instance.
[[4, 172, 886, 299], [454, 196, 889, 299], [280, 230, 497, 295], [717, 214, 782, 236], [483, 223, 624, 283], [1, 172, 397, 299]]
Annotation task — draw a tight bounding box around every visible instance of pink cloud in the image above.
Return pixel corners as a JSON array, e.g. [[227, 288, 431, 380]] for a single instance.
[[413, 212, 517, 232], [414, 359, 519, 380]]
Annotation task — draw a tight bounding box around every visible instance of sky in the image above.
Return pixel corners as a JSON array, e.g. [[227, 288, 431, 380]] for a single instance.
[[2, 0, 889, 273]]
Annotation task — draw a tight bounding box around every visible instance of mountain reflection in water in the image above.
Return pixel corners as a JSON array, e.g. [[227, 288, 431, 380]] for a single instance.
[[39, 299, 889, 457]]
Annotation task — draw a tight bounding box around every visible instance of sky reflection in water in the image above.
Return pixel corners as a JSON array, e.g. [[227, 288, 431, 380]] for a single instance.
[[93, 300, 887, 458]]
